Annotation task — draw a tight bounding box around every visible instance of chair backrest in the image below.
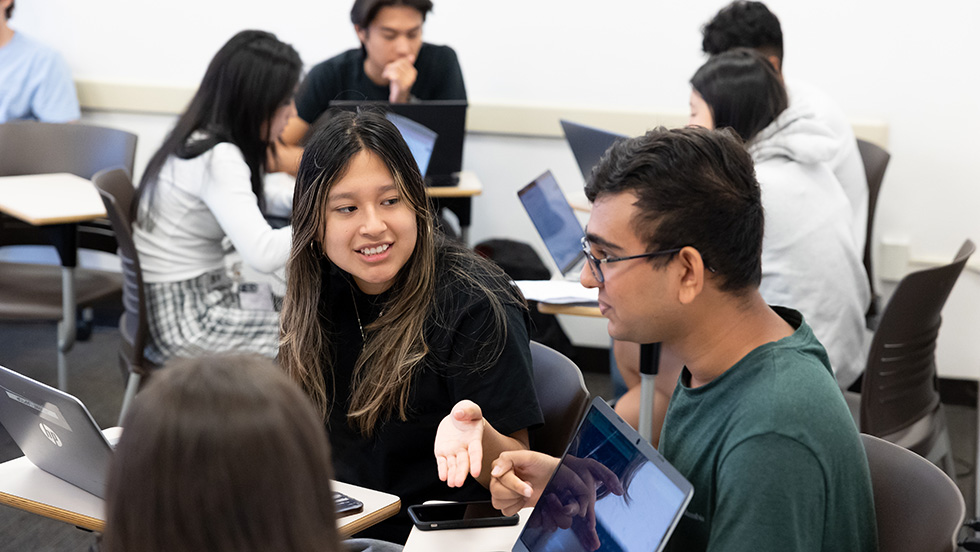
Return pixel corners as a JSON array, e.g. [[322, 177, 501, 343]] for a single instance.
[[856, 138, 891, 296], [861, 433, 965, 552], [861, 239, 975, 437], [0, 121, 137, 179], [0, 122, 139, 254], [92, 168, 152, 376], [528, 341, 591, 457]]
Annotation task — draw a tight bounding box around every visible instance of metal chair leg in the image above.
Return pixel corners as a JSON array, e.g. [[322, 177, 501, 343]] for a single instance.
[[117, 372, 142, 426]]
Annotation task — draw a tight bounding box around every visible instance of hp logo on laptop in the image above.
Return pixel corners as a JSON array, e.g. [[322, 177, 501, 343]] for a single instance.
[[39, 422, 63, 447]]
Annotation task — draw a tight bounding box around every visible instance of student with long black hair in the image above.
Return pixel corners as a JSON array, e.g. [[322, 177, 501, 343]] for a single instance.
[[133, 30, 301, 364]]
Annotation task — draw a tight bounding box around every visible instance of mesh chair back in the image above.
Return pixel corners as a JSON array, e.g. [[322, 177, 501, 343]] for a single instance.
[[861, 433, 965, 552], [92, 168, 153, 377], [528, 341, 590, 457], [861, 240, 975, 437]]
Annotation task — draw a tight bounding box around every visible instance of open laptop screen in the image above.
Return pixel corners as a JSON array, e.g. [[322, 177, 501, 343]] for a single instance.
[[518, 171, 586, 275], [513, 398, 693, 552], [385, 112, 437, 178], [560, 120, 627, 183], [328, 100, 468, 186]]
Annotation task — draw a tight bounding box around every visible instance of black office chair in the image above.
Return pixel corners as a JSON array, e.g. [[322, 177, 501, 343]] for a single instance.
[[861, 433, 965, 552], [92, 168, 159, 424], [856, 138, 891, 329], [528, 341, 591, 457], [845, 239, 974, 479]]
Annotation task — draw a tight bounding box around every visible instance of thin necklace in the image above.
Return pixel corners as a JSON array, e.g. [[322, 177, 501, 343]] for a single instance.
[[350, 286, 367, 343], [349, 287, 384, 346]]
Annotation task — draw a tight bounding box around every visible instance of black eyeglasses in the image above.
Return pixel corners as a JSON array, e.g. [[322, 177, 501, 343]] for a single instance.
[[580, 236, 682, 284]]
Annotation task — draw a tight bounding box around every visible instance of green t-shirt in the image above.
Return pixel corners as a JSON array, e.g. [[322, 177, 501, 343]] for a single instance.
[[659, 307, 877, 552]]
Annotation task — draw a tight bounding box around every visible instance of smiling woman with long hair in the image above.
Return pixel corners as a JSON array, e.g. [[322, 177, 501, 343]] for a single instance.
[[278, 110, 543, 543]]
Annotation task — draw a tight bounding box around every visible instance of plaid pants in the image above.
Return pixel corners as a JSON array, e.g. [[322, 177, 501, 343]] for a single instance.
[[144, 270, 280, 365]]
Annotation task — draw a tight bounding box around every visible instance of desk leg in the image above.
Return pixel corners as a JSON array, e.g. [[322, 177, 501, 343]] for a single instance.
[[58, 266, 77, 391]]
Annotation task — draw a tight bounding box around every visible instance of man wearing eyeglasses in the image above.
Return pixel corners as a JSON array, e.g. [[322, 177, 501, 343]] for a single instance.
[[487, 126, 877, 552]]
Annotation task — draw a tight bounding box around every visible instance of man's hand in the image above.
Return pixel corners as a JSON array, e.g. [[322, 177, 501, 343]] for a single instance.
[[382, 55, 417, 103], [435, 399, 485, 488], [489, 450, 561, 515]]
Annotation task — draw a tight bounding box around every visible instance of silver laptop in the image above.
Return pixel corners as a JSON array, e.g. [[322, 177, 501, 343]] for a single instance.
[[512, 398, 693, 552], [560, 120, 627, 182], [517, 170, 586, 276], [0, 364, 114, 498]]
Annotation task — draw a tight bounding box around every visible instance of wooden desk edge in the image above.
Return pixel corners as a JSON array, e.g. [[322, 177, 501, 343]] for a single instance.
[[536, 302, 603, 318], [0, 490, 104, 532], [338, 498, 401, 538], [0, 205, 106, 226]]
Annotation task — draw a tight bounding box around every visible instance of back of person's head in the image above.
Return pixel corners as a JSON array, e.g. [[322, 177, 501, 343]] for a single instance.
[[102, 354, 341, 552], [137, 30, 302, 219], [586, 126, 764, 293], [350, 0, 433, 27], [690, 47, 787, 142], [701, 1, 783, 68]]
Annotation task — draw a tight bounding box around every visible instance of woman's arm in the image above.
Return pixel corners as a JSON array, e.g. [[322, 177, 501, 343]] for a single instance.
[[434, 400, 530, 488], [201, 143, 291, 273]]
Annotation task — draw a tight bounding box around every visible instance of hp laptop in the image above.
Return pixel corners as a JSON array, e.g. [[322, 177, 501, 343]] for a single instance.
[[329, 100, 468, 186], [560, 120, 627, 182], [512, 397, 694, 552], [0, 364, 114, 498], [518, 170, 586, 276]]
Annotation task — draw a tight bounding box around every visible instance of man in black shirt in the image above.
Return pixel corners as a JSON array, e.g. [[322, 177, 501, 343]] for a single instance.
[[275, 0, 466, 175]]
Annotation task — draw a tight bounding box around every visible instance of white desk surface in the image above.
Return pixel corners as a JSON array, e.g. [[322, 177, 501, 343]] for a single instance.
[[424, 170, 482, 198], [403, 506, 531, 552], [0, 173, 106, 225], [0, 428, 399, 536]]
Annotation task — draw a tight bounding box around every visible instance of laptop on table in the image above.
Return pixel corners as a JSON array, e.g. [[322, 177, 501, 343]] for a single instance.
[[328, 100, 468, 187], [0, 364, 114, 498], [518, 170, 587, 277], [560, 120, 627, 183], [512, 397, 693, 552]]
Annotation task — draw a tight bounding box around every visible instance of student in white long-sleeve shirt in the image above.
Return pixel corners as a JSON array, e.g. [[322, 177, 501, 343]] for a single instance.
[[133, 30, 301, 364]]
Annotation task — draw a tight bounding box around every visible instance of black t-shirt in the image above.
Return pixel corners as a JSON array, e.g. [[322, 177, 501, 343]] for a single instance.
[[295, 43, 467, 124], [319, 250, 542, 543]]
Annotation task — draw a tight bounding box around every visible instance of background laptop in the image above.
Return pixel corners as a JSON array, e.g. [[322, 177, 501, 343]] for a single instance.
[[512, 397, 694, 552], [385, 111, 437, 179], [518, 170, 586, 276], [329, 100, 468, 187], [0, 364, 114, 498], [560, 120, 627, 182]]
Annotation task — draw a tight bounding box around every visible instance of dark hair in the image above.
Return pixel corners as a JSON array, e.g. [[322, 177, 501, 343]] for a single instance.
[[701, 1, 783, 67], [350, 0, 433, 27], [136, 30, 301, 223], [586, 126, 764, 293], [103, 354, 341, 552], [690, 48, 787, 142], [280, 109, 523, 434], [4, 1, 13, 19]]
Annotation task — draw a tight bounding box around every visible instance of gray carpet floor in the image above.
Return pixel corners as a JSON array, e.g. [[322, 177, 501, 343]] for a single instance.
[[0, 321, 976, 550]]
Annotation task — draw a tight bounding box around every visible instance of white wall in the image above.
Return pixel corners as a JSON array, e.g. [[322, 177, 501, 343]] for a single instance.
[[10, 1, 980, 377]]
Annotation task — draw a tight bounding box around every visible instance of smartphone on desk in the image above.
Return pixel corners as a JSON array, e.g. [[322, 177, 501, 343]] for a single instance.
[[334, 491, 364, 517], [408, 500, 520, 531]]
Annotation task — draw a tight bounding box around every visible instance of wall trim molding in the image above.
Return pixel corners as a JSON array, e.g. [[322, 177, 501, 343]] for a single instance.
[[75, 79, 889, 147]]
